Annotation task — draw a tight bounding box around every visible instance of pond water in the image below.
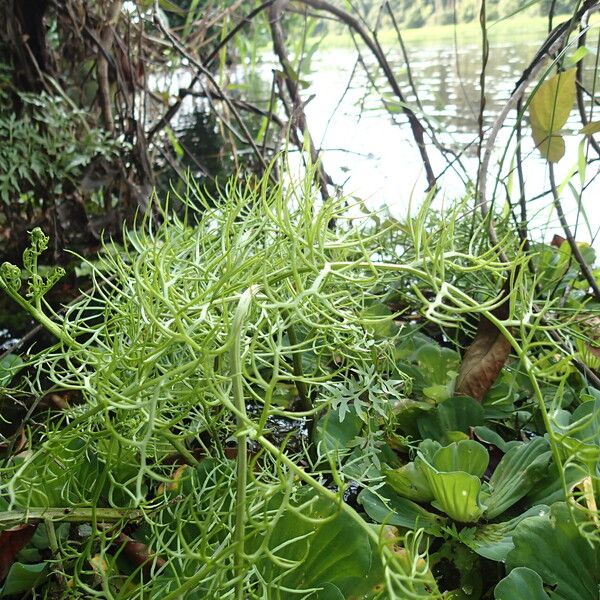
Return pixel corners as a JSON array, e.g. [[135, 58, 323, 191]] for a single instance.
[[170, 26, 600, 247], [298, 33, 599, 245]]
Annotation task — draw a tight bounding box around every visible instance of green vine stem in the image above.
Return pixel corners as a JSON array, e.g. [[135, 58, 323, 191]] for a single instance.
[[285, 318, 310, 412], [230, 285, 259, 600], [0, 507, 143, 529]]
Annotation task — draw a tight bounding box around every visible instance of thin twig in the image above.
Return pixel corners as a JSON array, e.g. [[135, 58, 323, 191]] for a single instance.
[[514, 98, 531, 254], [96, 0, 123, 133], [476, 0, 489, 190], [153, 4, 272, 177], [148, 0, 275, 140], [477, 2, 598, 254], [548, 163, 600, 301], [268, 1, 332, 201], [0, 507, 144, 529], [576, 10, 600, 157]]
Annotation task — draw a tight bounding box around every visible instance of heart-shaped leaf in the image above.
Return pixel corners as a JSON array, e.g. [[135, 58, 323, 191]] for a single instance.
[[461, 505, 549, 561], [385, 462, 434, 502], [358, 486, 444, 533], [580, 120, 600, 136], [529, 69, 576, 163], [0, 354, 23, 388], [0, 562, 47, 597], [255, 492, 383, 598], [422, 468, 484, 523], [432, 440, 489, 478], [417, 396, 484, 444], [507, 502, 600, 600], [495, 567, 551, 600]]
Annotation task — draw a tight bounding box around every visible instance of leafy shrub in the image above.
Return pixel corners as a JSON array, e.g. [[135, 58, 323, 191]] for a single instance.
[[496, 0, 526, 18], [0, 88, 121, 208], [428, 9, 455, 26]]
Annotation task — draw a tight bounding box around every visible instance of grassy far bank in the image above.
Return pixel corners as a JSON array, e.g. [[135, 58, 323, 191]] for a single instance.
[[314, 13, 568, 49]]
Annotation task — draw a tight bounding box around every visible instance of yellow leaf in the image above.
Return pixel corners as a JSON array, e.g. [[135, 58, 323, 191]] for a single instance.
[[157, 464, 189, 494], [532, 128, 566, 163], [89, 554, 108, 575], [530, 68, 576, 132], [580, 120, 600, 136]]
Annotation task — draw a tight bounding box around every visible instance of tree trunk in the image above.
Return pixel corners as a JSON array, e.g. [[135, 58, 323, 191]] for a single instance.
[[0, 0, 49, 93]]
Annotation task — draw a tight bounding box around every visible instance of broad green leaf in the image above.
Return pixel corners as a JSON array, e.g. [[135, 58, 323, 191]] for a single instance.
[[580, 120, 600, 135], [445, 430, 469, 442], [472, 426, 521, 453], [417, 396, 484, 444], [315, 409, 362, 454], [529, 69, 576, 162], [418, 439, 442, 463], [313, 583, 345, 599], [361, 301, 398, 338], [495, 567, 551, 600], [507, 502, 600, 600], [385, 462, 434, 502], [415, 344, 460, 394], [425, 470, 483, 523], [525, 462, 586, 506], [165, 126, 183, 159], [432, 440, 489, 478], [358, 486, 443, 533], [422, 381, 455, 403], [553, 397, 600, 461], [0, 354, 23, 388], [390, 394, 433, 438], [419, 457, 484, 522], [158, 0, 186, 14], [0, 562, 47, 596], [569, 45, 589, 65], [485, 437, 551, 518], [255, 492, 383, 598], [434, 396, 485, 431], [463, 505, 549, 561]]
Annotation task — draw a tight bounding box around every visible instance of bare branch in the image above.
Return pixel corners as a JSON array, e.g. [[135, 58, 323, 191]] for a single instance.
[[268, 0, 332, 201], [548, 163, 600, 301]]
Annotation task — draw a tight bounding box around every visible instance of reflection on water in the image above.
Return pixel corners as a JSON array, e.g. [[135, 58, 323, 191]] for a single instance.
[[173, 29, 600, 246]]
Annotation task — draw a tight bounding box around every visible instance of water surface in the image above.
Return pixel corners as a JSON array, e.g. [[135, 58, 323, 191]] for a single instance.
[[175, 27, 600, 245]]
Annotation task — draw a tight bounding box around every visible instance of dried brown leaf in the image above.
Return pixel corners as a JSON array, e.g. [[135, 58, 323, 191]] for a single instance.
[[117, 533, 166, 573], [0, 524, 38, 580], [455, 280, 512, 402]]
